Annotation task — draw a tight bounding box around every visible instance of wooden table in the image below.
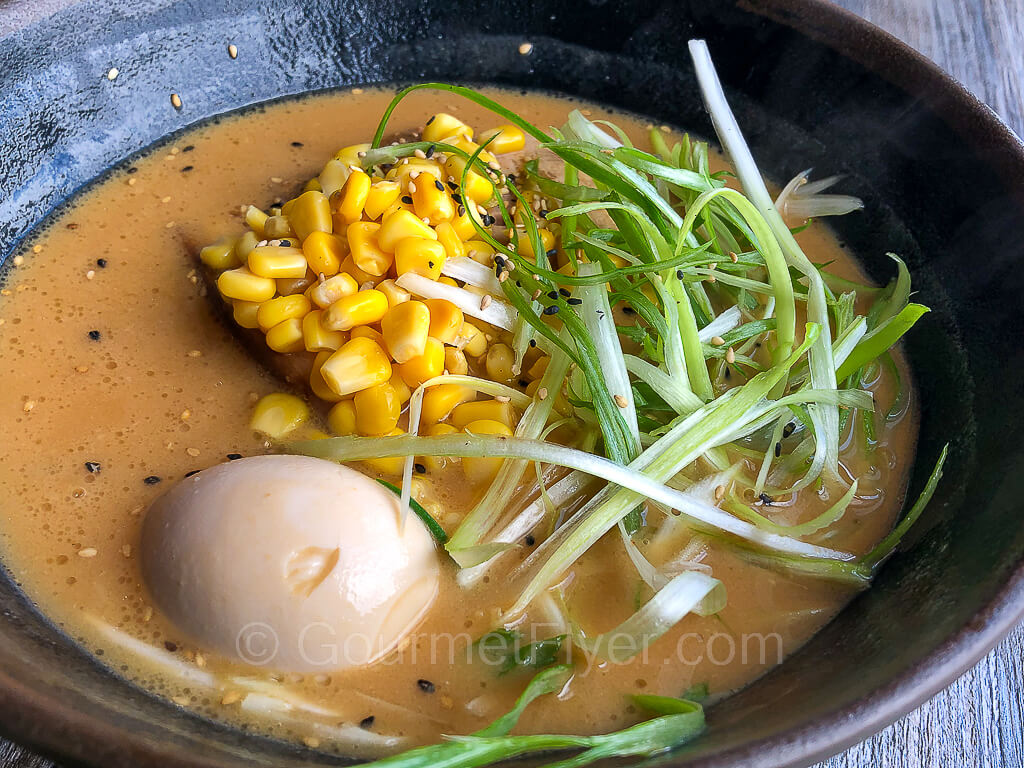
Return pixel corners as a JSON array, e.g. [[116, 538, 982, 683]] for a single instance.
[[1, 1, 1022, 766]]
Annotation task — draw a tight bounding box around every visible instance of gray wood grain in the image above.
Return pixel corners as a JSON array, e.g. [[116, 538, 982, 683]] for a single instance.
[[0, 1, 1021, 766]]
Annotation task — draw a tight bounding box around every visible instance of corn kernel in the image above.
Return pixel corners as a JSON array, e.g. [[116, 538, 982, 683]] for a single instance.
[[200, 238, 240, 270], [248, 245, 308, 279], [486, 343, 515, 382], [245, 205, 269, 238], [517, 228, 557, 258], [265, 317, 305, 353], [250, 393, 309, 438], [450, 202, 487, 240], [378, 209, 437, 252], [289, 190, 332, 241], [309, 272, 359, 308], [319, 336, 393, 397], [435, 222, 465, 261], [398, 336, 444, 387], [351, 324, 386, 346], [334, 143, 370, 167], [354, 383, 401, 435], [444, 347, 468, 375], [319, 159, 351, 196], [302, 309, 346, 351], [464, 239, 496, 265], [232, 300, 261, 329], [438, 276, 459, 287], [361, 426, 406, 475], [382, 196, 417, 220], [451, 400, 515, 429], [426, 422, 459, 437], [389, 371, 411, 404], [346, 221, 393, 277], [526, 355, 550, 380], [302, 231, 344, 277], [322, 289, 388, 332], [234, 230, 259, 260], [421, 383, 476, 424], [422, 298, 464, 345], [257, 294, 311, 331], [302, 177, 322, 193], [412, 176, 455, 225], [331, 169, 372, 228], [390, 159, 444, 186], [263, 215, 295, 240], [340, 255, 381, 286], [310, 350, 345, 403], [478, 125, 526, 154], [381, 300, 430, 363], [421, 422, 459, 471], [444, 155, 494, 204], [394, 237, 446, 281], [217, 267, 277, 302], [444, 134, 497, 166], [423, 113, 473, 143], [459, 321, 488, 357], [462, 419, 514, 483], [377, 279, 410, 308], [364, 180, 402, 220], [327, 400, 357, 436]]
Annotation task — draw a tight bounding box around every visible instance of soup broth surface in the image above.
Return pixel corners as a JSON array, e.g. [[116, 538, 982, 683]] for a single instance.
[[0, 87, 916, 754]]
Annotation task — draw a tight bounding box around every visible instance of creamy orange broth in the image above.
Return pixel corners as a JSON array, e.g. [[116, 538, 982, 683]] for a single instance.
[[0, 88, 916, 755]]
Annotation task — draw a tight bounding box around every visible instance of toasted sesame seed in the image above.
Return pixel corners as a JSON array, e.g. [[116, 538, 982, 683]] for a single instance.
[[518, 42, 534, 55], [413, 148, 426, 159], [725, 347, 736, 364], [480, 294, 492, 310], [537, 387, 549, 400], [730, 251, 738, 263], [613, 394, 628, 408], [78, 547, 98, 558], [32, 244, 42, 254], [13, 255, 24, 266], [22, 400, 35, 413], [227, 43, 238, 59], [495, 395, 511, 403], [498, 271, 509, 283], [714, 485, 725, 501], [170, 93, 182, 109], [532, 288, 543, 300], [127, 177, 137, 186], [710, 336, 725, 346], [186, 447, 201, 457]]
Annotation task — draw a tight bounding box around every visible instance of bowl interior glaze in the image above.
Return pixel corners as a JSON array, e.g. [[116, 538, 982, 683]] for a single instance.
[[1, 1, 1023, 766]]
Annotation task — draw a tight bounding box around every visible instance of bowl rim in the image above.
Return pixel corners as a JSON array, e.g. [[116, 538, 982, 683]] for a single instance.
[[0, 0, 1023, 766]]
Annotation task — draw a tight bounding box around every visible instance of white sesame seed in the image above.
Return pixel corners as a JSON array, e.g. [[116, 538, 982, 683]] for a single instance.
[[170, 93, 182, 109], [227, 43, 238, 59], [414, 148, 426, 159], [495, 395, 511, 403], [78, 547, 98, 558], [537, 387, 548, 400], [106, 67, 119, 81], [85, 270, 95, 280], [518, 42, 534, 55], [729, 251, 738, 263], [725, 347, 736, 364], [22, 400, 35, 412], [270, 176, 283, 184], [613, 394, 628, 408], [12, 255, 23, 266], [127, 177, 137, 186], [352, 88, 364, 95], [714, 485, 725, 502], [480, 294, 492, 310], [186, 447, 201, 457], [711, 336, 725, 346], [408, 182, 417, 193]]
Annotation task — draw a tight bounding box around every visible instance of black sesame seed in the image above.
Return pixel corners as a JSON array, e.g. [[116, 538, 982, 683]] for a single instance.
[[291, 141, 304, 147], [525, 534, 536, 546], [546, 291, 558, 300], [426, 115, 436, 126], [782, 422, 796, 438], [539, 209, 548, 218], [507, 173, 517, 185], [434, 179, 445, 192], [279, 240, 291, 247], [417, 679, 436, 693], [126, 166, 138, 174], [88, 330, 101, 341], [96, 258, 107, 268], [566, 297, 582, 306], [451, 193, 463, 205], [425, 145, 436, 159], [164, 641, 178, 652], [558, 288, 571, 297], [545, 248, 557, 259], [676, 269, 685, 279], [518, 379, 529, 388], [457, 205, 466, 217], [759, 493, 774, 506], [447, 181, 459, 192], [143, 475, 162, 485], [428, 261, 435, 269], [774, 442, 782, 458], [182, 144, 195, 152], [226, 453, 243, 461], [543, 305, 560, 315], [414, 463, 426, 474], [529, 339, 537, 348], [84, 461, 101, 474], [481, 215, 495, 226], [360, 715, 376, 729], [181, 165, 194, 173], [184, 469, 200, 478], [622, 306, 636, 316], [401, 195, 413, 205]]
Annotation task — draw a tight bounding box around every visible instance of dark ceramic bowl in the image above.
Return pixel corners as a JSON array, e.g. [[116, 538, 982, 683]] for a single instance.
[[1, 0, 1022, 766]]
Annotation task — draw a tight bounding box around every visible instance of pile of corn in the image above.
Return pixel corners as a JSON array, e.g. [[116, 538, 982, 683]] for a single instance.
[[200, 112, 557, 479]]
